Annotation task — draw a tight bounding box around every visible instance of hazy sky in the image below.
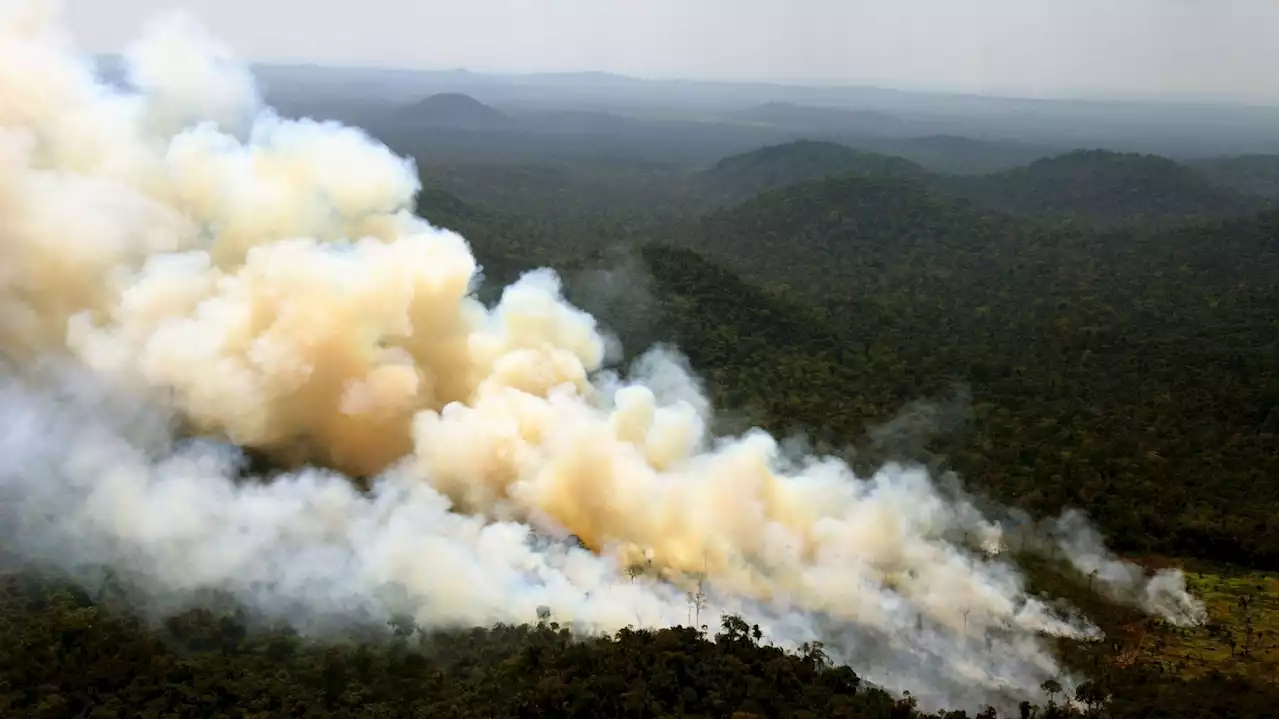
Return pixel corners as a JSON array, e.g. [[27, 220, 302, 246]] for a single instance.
[[62, 0, 1278, 102]]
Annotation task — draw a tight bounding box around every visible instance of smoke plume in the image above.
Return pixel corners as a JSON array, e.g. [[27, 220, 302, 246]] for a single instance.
[[0, 2, 1205, 712]]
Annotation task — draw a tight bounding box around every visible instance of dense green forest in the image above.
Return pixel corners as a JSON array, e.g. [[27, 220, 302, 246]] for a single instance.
[[2, 569, 1273, 719], [5, 133, 1276, 717], [1183, 154, 1280, 199], [699, 141, 928, 203], [933, 150, 1272, 224], [664, 175, 1276, 568]]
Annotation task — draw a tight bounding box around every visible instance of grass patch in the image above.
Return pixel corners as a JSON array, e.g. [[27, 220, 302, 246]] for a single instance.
[[1133, 570, 1278, 680], [1021, 553, 1277, 687]]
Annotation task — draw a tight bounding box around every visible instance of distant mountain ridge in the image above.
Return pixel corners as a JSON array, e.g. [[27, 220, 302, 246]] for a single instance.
[[90, 53, 1278, 157], [731, 101, 916, 137]]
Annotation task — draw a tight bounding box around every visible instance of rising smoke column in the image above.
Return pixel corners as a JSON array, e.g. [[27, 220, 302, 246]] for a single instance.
[[0, 1, 1205, 712]]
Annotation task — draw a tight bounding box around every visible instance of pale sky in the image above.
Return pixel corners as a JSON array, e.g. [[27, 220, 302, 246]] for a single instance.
[[63, 0, 1279, 102]]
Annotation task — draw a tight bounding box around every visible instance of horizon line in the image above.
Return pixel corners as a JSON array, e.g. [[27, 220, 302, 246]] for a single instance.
[[90, 53, 1279, 109]]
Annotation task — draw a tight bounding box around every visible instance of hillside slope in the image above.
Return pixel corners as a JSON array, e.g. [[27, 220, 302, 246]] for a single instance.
[[935, 149, 1271, 223], [1184, 154, 1278, 199], [700, 140, 927, 201], [666, 176, 1276, 568], [401, 92, 514, 129], [691, 175, 1005, 292]]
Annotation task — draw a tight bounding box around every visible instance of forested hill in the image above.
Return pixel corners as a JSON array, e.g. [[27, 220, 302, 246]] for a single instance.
[[1184, 153, 1279, 199], [400, 93, 514, 129], [689, 175, 1017, 297], [934, 149, 1273, 224], [702, 142, 1275, 225], [660, 177, 1277, 568], [700, 140, 928, 201]]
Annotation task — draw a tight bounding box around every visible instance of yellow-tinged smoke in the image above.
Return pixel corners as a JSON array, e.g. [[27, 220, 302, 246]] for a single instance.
[[0, 2, 1207, 712]]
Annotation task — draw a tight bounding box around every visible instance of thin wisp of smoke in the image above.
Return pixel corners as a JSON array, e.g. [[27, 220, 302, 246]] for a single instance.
[[0, 1, 1205, 712]]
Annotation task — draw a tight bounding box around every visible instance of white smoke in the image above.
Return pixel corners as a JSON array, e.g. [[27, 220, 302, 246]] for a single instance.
[[1050, 510, 1207, 625], [124, 13, 260, 139], [0, 1, 1205, 712]]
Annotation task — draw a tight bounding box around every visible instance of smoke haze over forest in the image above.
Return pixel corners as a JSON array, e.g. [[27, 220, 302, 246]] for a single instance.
[[0, 3, 1225, 713]]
